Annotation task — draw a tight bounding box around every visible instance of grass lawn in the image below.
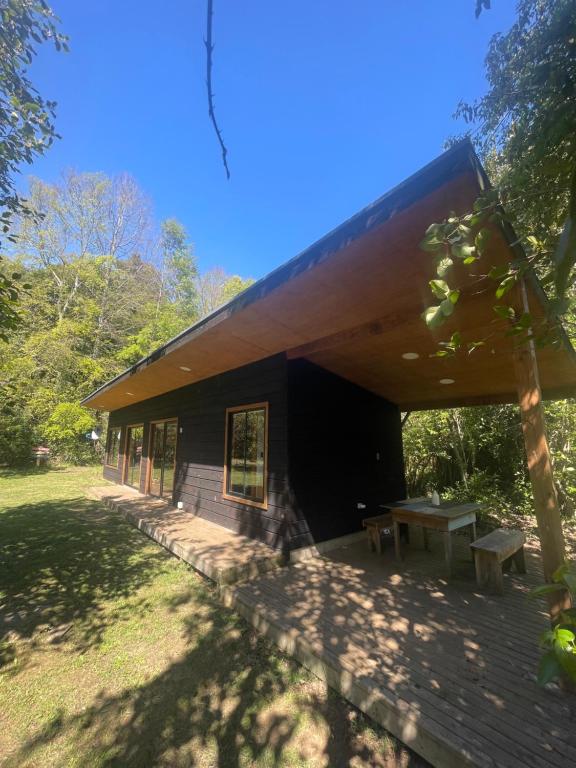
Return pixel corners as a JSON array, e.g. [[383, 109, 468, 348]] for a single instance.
[[0, 466, 425, 768]]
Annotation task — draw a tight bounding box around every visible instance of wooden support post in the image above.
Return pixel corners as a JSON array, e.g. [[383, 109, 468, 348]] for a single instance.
[[513, 280, 569, 622]]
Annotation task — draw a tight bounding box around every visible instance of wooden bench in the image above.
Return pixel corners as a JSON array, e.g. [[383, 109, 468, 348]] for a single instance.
[[470, 528, 526, 594]]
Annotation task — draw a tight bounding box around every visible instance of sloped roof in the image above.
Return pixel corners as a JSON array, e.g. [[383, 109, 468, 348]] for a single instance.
[[82, 141, 576, 412]]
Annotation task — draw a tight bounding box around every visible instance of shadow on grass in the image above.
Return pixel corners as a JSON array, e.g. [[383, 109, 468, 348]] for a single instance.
[[7, 578, 417, 768], [0, 497, 168, 657]]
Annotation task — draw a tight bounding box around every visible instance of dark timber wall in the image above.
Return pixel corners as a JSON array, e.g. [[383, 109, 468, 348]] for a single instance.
[[103, 354, 295, 550], [102, 353, 406, 552], [286, 358, 406, 550]]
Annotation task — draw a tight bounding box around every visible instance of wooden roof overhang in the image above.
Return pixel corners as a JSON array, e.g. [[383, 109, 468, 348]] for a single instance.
[[82, 141, 576, 413]]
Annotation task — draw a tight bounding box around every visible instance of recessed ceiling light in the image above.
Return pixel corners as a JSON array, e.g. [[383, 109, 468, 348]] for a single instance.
[[179, 366, 191, 372], [402, 352, 419, 360], [439, 378, 455, 385]]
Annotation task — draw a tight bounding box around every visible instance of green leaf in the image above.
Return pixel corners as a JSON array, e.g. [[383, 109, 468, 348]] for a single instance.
[[448, 290, 460, 305], [530, 582, 567, 598], [422, 305, 446, 328], [436, 257, 453, 277], [489, 265, 509, 281], [429, 279, 450, 299], [495, 275, 516, 299], [452, 244, 476, 260], [494, 305, 515, 320], [420, 236, 444, 253], [552, 563, 570, 582], [553, 628, 575, 650], [563, 572, 576, 594], [475, 229, 491, 253], [440, 299, 454, 317], [537, 652, 563, 685]]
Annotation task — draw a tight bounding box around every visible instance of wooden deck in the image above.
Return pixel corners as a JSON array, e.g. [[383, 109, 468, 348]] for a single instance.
[[223, 531, 576, 768], [88, 485, 284, 584]]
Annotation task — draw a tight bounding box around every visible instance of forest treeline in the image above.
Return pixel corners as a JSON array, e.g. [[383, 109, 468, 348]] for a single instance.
[[0, 171, 253, 463]]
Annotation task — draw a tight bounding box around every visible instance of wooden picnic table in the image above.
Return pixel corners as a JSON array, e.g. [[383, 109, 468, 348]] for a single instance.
[[391, 500, 481, 575], [362, 497, 428, 554]]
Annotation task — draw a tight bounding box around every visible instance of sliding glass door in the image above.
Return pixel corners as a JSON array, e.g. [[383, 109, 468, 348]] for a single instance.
[[124, 425, 144, 488], [148, 420, 177, 499]]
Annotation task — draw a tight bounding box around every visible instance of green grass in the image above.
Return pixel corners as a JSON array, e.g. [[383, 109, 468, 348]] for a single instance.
[[0, 466, 424, 768]]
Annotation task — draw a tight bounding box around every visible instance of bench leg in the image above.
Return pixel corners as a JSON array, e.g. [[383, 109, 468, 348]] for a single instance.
[[513, 545, 527, 574], [367, 528, 375, 552], [443, 531, 453, 576], [393, 521, 402, 561], [422, 526, 430, 551], [474, 550, 504, 594], [470, 521, 477, 561], [375, 527, 383, 555]]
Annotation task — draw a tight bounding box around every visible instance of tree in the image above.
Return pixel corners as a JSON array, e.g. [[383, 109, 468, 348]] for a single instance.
[[195, 267, 254, 317], [0, 170, 254, 463], [419, 0, 575, 627], [0, 0, 67, 336], [422, 0, 576, 342], [159, 218, 198, 319]]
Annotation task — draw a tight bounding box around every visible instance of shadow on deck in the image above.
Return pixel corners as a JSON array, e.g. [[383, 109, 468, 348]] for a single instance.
[[223, 532, 576, 768], [87, 485, 285, 585]]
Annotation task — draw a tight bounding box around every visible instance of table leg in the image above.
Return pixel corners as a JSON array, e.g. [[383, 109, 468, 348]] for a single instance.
[[443, 531, 453, 576], [393, 521, 402, 560], [471, 521, 477, 561], [367, 528, 374, 552], [375, 526, 382, 555], [422, 526, 430, 551]]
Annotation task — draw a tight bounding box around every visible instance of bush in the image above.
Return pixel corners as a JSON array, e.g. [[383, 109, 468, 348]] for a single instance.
[[42, 402, 99, 465]]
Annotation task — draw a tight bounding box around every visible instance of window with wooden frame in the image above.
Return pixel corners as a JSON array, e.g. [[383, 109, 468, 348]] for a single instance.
[[105, 427, 121, 467], [223, 403, 268, 508]]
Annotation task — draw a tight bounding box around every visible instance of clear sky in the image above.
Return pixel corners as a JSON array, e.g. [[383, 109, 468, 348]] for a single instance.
[[27, 0, 516, 279]]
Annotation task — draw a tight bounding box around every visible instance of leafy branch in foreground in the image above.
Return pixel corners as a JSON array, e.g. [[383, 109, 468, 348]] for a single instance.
[[530, 563, 576, 686], [0, 0, 68, 336], [423, 0, 576, 354], [420, 188, 568, 356]]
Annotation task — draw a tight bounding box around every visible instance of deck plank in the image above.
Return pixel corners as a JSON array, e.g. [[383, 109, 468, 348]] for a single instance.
[[226, 534, 575, 768]]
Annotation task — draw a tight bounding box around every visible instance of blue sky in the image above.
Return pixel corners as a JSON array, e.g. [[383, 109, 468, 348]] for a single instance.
[[28, 1, 516, 279]]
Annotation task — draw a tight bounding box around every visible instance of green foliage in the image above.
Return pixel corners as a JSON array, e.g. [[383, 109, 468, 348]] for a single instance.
[[403, 401, 576, 520], [160, 218, 198, 318], [423, 0, 576, 347], [0, 0, 67, 335], [0, 171, 252, 465], [531, 563, 576, 686], [42, 402, 95, 464]]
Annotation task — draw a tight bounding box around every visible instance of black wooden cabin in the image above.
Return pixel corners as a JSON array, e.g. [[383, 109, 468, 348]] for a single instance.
[[84, 141, 576, 554]]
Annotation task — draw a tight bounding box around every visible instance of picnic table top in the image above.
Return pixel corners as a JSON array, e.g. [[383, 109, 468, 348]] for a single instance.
[[392, 500, 481, 518]]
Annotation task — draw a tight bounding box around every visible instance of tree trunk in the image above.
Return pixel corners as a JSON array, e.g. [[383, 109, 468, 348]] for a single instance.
[[513, 282, 569, 622]]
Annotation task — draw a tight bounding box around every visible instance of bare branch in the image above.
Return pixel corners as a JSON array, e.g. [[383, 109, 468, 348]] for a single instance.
[[205, 0, 230, 179]]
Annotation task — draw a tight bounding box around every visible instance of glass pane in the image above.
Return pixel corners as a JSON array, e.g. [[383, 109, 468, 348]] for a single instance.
[[228, 411, 247, 496], [150, 424, 164, 494], [126, 426, 143, 488], [246, 409, 265, 501], [162, 422, 177, 498], [226, 408, 265, 502], [107, 428, 121, 466]]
